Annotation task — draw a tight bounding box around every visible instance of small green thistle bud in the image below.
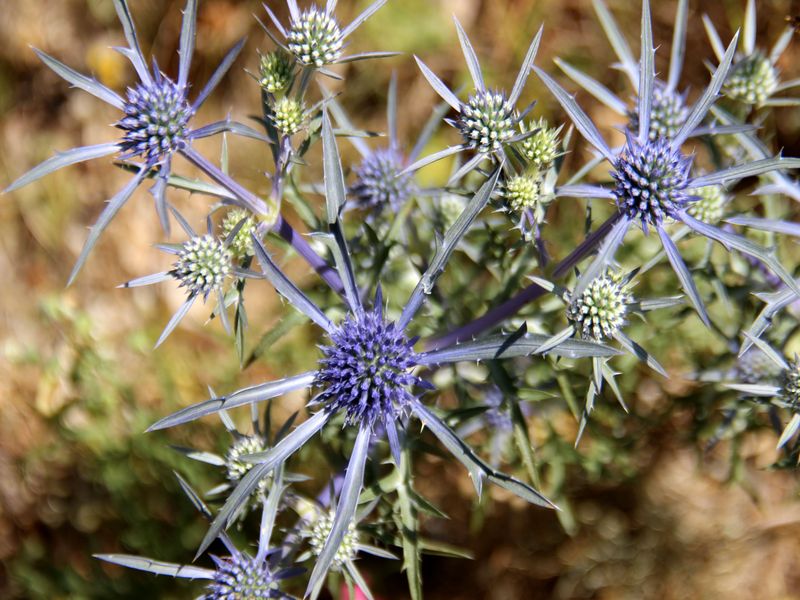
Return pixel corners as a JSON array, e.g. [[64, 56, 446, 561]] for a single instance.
[[724, 52, 778, 105], [221, 209, 257, 261], [567, 271, 632, 341], [172, 235, 231, 299], [272, 96, 305, 135], [439, 193, 466, 231], [628, 84, 689, 141], [287, 7, 344, 67], [225, 435, 272, 503], [781, 358, 800, 407], [504, 174, 543, 215], [309, 512, 359, 569], [687, 185, 726, 224], [520, 118, 561, 168], [258, 51, 293, 94]]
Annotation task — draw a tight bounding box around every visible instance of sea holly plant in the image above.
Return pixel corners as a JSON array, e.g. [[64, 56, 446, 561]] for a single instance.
[[7, 0, 800, 598], [146, 114, 617, 598]]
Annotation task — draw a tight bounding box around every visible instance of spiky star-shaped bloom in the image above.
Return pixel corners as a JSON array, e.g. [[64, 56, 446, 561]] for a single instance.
[[408, 20, 544, 184], [535, 0, 800, 328], [4, 0, 257, 283], [520, 118, 562, 168], [567, 271, 633, 342], [704, 0, 799, 107], [315, 304, 424, 427], [147, 115, 618, 599], [261, 0, 394, 71]]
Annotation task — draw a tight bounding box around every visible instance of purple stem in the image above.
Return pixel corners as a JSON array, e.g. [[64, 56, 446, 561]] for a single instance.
[[275, 214, 344, 294], [427, 212, 622, 350]]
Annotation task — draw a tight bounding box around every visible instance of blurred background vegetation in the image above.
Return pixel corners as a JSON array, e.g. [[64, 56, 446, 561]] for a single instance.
[[2, 0, 800, 598]]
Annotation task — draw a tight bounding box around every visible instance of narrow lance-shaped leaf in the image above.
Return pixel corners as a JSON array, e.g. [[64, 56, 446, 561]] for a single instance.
[[322, 110, 346, 224], [414, 56, 461, 111], [534, 67, 615, 163], [112, 0, 151, 83], [592, 0, 638, 84], [68, 165, 149, 285], [637, 0, 655, 143], [147, 371, 317, 431], [453, 16, 484, 91], [341, 0, 389, 39], [252, 236, 334, 332], [554, 58, 627, 115], [691, 157, 800, 188], [5, 143, 119, 193], [177, 0, 197, 89], [667, 0, 689, 92], [192, 38, 247, 110], [672, 31, 739, 148], [413, 402, 554, 508], [33, 48, 125, 110], [94, 555, 214, 579], [572, 216, 630, 299], [510, 25, 543, 106], [657, 226, 711, 328], [306, 425, 371, 599]]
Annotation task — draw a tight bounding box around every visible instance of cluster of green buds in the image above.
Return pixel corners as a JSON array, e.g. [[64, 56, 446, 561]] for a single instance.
[[686, 185, 727, 225], [271, 96, 307, 136], [309, 512, 360, 569], [567, 271, 633, 341], [519, 118, 562, 169], [171, 234, 232, 299], [724, 52, 778, 105], [221, 208, 258, 261], [224, 435, 272, 501], [258, 50, 294, 94]]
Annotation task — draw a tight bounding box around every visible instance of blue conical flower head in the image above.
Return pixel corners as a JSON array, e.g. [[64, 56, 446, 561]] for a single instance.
[[612, 134, 692, 231], [117, 76, 193, 164], [351, 148, 415, 211], [207, 553, 276, 599], [315, 303, 424, 427]]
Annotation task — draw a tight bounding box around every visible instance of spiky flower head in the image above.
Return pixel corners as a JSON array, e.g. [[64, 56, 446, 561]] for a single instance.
[[686, 185, 726, 225], [724, 52, 778, 105], [612, 134, 692, 230], [503, 173, 543, 215], [520, 118, 561, 168], [171, 235, 231, 299], [315, 302, 424, 427], [117, 76, 193, 163], [567, 271, 633, 341], [207, 553, 277, 599], [781, 358, 800, 408], [736, 348, 782, 384], [271, 97, 306, 135], [351, 149, 415, 211], [222, 209, 258, 261], [458, 89, 516, 154], [287, 6, 343, 67], [309, 512, 359, 569], [258, 51, 294, 94], [628, 83, 689, 141]]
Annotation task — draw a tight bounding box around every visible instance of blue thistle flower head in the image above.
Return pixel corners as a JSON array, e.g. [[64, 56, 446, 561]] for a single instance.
[[612, 133, 693, 231], [351, 148, 415, 211], [315, 297, 425, 427], [208, 553, 279, 599], [117, 73, 193, 163]]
